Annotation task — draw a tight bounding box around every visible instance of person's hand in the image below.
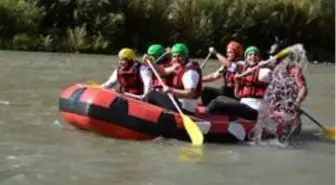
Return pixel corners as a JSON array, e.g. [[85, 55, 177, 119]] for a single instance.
[[209, 47, 217, 54], [172, 62, 180, 69], [162, 85, 171, 93], [141, 54, 154, 65], [141, 54, 149, 64], [258, 60, 269, 67], [165, 47, 171, 53], [295, 99, 302, 107]]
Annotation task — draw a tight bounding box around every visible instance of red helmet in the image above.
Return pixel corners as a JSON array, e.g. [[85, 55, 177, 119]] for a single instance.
[[227, 41, 243, 58]]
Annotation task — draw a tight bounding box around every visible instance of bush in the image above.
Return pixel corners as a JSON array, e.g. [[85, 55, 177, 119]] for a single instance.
[[0, 0, 334, 62]]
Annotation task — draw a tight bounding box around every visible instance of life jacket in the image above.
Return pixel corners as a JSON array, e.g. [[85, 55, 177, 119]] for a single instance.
[[222, 61, 244, 88], [151, 59, 174, 90], [117, 61, 144, 95], [237, 66, 268, 98], [172, 61, 202, 99]]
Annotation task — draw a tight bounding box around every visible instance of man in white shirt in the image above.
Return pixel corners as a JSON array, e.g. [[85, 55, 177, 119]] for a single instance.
[[101, 48, 152, 98], [143, 43, 202, 114]]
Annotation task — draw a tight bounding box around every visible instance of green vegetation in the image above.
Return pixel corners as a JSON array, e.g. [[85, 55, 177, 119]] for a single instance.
[[0, 0, 334, 61]]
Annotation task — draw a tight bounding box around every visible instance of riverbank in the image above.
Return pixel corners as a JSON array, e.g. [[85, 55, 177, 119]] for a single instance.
[[0, 0, 334, 62]]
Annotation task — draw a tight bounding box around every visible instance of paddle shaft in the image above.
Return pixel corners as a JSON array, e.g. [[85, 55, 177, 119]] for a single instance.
[[124, 92, 142, 99], [236, 58, 276, 77], [154, 52, 169, 64], [300, 109, 325, 129], [200, 52, 212, 69]]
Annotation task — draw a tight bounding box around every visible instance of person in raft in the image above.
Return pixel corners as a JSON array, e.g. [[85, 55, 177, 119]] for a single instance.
[[101, 48, 152, 98], [255, 40, 308, 142], [143, 43, 202, 115], [142, 44, 174, 91], [201, 41, 245, 105], [204, 46, 272, 120]]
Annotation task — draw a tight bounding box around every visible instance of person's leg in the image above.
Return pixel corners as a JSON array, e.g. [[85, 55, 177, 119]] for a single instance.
[[222, 86, 239, 100], [144, 91, 195, 115], [143, 91, 181, 112], [206, 98, 258, 120], [201, 86, 224, 106]]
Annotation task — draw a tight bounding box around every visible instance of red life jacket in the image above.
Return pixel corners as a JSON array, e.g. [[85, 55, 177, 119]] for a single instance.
[[172, 61, 202, 99], [237, 66, 268, 98], [151, 59, 174, 89], [117, 62, 144, 95], [222, 62, 244, 88]]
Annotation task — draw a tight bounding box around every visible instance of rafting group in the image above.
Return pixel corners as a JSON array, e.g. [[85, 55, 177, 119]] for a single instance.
[[99, 40, 309, 142]]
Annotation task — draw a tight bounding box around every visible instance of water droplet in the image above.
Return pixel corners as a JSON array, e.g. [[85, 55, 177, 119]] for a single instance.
[[6, 155, 16, 160]]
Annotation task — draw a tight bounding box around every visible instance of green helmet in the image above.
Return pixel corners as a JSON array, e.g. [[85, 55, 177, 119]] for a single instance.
[[244, 46, 260, 59], [171, 43, 189, 56], [147, 44, 165, 58]]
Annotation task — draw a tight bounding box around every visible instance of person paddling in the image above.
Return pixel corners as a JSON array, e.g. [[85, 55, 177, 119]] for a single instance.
[[255, 42, 308, 143], [143, 43, 202, 115], [201, 41, 245, 105], [204, 46, 272, 120], [101, 48, 152, 98], [142, 44, 174, 91]]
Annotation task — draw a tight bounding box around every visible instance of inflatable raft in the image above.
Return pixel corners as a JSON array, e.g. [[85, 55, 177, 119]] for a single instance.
[[59, 84, 260, 143]]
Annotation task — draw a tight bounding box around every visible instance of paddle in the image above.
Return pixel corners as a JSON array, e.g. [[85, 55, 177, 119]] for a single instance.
[[145, 59, 204, 146], [300, 109, 335, 139], [124, 92, 142, 99], [236, 44, 300, 78], [200, 52, 213, 69]]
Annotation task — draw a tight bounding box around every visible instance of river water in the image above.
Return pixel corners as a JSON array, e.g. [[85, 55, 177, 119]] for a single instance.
[[0, 50, 334, 185]]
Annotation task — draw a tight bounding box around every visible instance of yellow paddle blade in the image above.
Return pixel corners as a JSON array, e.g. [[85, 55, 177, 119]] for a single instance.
[[181, 115, 204, 146], [87, 80, 100, 87], [323, 127, 335, 139], [275, 48, 290, 59]]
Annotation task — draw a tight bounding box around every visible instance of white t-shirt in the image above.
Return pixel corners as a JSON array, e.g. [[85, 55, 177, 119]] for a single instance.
[[178, 69, 200, 113], [101, 64, 152, 96], [240, 68, 272, 110]]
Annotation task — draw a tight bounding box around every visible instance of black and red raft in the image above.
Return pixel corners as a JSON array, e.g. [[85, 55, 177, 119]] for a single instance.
[[59, 84, 261, 143]]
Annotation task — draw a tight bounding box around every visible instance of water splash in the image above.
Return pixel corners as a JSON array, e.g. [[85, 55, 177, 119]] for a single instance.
[[253, 44, 309, 146], [0, 100, 10, 105]]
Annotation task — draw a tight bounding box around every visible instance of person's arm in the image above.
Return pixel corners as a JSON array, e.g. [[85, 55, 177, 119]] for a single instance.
[[209, 47, 231, 67], [296, 86, 308, 106], [165, 70, 200, 99], [292, 67, 308, 105], [202, 66, 224, 83], [234, 81, 240, 98], [139, 65, 152, 97], [262, 57, 281, 69], [143, 56, 176, 76], [101, 69, 118, 88]]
